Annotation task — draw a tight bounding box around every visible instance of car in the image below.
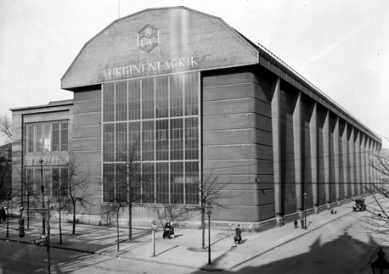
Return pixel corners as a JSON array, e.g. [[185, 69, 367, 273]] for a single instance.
[[352, 199, 366, 212]]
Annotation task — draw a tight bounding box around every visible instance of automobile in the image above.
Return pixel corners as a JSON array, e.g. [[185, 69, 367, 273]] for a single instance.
[[352, 199, 366, 212]]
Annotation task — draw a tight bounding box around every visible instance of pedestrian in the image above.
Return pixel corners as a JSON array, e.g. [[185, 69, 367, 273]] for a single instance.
[[169, 221, 175, 239], [163, 222, 170, 239], [234, 224, 242, 244], [300, 218, 304, 229], [294, 219, 298, 228]]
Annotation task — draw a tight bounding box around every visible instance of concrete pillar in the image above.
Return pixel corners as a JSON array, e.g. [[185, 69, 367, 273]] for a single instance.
[[341, 123, 348, 198], [293, 92, 303, 211], [310, 102, 318, 211], [323, 110, 330, 204], [334, 117, 340, 202], [355, 131, 361, 195], [361, 134, 366, 194], [349, 127, 355, 197], [271, 78, 283, 226]]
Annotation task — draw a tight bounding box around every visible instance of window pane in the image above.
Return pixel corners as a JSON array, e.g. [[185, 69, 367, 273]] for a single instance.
[[142, 121, 154, 161], [128, 122, 141, 154], [103, 164, 114, 202], [156, 76, 169, 118], [142, 163, 154, 203], [103, 83, 115, 122], [185, 161, 199, 204], [116, 163, 127, 202], [170, 119, 183, 160], [184, 73, 199, 116], [44, 124, 51, 152], [156, 119, 169, 160], [61, 168, 68, 197], [52, 168, 59, 197], [185, 117, 199, 160], [52, 123, 59, 151], [103, 124, 114, 162], [116, 81, 127, 121], [171, 162, 183, 204], [61, 122, 68, 151], [156, 162, 169, 203], [142, 78, 154, 119], [128, 80, 140, 120], [170, 74, 183, 117], [116, 123, 127, 161], [35, 124, 43, 152], [44, 168, 50, 196], [27, 125, 34, 153], [26, 168, 34, 193]]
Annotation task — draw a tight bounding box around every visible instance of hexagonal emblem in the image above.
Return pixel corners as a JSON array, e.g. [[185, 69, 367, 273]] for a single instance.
[[137, 24, 159, 53]]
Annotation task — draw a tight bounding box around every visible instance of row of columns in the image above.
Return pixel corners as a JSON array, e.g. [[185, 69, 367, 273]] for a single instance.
[[272, 78, 381, 223]]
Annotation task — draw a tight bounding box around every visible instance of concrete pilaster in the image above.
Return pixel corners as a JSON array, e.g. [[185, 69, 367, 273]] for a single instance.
[[342, 123, 348, 197], [323, 110, 330, 204], [334, 117, 340, 201], [349, 127, 355, 197], [293, 92, 302, 211], [355, 131, 361, 195], [271, 78, 282, 224], [310, 103, 318, 208]]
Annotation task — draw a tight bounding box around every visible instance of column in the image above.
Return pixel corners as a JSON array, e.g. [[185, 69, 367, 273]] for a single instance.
[[349, 127, 355, 197], [310, 102, 318, 211], [271, 78, 283, 226], [334, 117, 340, 202], [323, 110, 330, 205], [293, 92, 303, 211], [342, 123, 348, 198]]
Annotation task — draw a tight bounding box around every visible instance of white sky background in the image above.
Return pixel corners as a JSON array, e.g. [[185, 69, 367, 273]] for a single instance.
[[0, 0, 388, 148]]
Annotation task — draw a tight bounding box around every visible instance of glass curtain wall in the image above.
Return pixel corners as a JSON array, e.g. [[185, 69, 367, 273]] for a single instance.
[[102, 72, 200, 205]]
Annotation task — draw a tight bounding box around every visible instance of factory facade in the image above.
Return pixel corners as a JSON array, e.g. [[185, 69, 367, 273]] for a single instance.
[[12, 7, 381, 229]]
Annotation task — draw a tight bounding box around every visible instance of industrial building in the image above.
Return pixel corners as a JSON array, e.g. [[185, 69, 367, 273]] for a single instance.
[[12, 6, 381, 229]]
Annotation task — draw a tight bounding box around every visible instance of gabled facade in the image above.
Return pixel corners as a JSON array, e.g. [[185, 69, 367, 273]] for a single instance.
[[12, 7, 381, 229]]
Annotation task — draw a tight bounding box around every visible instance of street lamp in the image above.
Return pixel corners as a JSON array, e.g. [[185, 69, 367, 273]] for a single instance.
[[206, 202, 213, 265], [4, 204, 9, 238], [39, 158, 46, 235], [371, 247, 389, 274], [303, 192, 307, 230]]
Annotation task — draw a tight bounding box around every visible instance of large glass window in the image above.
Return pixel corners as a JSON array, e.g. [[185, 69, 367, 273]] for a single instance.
[[26, 121, 69, 153], [26, 167, 68, 197], [102, 72, 200, 205]]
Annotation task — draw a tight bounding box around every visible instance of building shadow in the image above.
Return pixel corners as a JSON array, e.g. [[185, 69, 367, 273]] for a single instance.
[[191, 231, 383, 274]]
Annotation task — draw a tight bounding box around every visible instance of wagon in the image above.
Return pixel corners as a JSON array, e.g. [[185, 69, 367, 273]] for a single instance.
[[353, 199, 366, 211]]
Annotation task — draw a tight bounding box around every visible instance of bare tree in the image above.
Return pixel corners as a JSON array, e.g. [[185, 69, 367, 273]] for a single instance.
[[115, 141, 150, 241], [192, 169, 235, 249], [0, 115, 12, 142], [362, 148, 389, 241], [64, 158, 93, 235], [0, 144, 12, 204], [51, 170, 70, 243]]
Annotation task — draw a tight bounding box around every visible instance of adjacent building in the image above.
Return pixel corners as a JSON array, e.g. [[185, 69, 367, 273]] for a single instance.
[[12, 7, 382, 229]]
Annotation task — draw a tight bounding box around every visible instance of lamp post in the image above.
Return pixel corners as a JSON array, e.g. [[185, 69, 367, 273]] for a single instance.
[[39, 158, 46, 235], [4, 204, 9, 238], [206, 202, 213, 265], [303, 192, 307, 230]]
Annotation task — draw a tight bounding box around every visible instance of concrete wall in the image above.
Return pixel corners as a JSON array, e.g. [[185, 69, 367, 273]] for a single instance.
[[202, 70, 274, 223], [72, 86, 102, 215]]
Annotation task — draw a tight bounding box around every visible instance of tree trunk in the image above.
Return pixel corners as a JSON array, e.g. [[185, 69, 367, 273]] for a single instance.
[[72, 204, 76, 235], [129, 203, 132, 241], [27, 194, 30, 230], [117, 210, 120, 252]]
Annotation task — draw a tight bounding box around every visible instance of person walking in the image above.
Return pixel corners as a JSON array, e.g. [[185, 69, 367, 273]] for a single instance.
[[234, 224, 242, 244], [0, 207, 6, 224]]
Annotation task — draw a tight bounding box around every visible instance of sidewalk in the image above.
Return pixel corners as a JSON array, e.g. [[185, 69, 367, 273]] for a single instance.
[[0, 199, 364, 272]]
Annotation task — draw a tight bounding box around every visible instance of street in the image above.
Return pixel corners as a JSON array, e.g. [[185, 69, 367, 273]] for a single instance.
[[0, 207, 383, 274]]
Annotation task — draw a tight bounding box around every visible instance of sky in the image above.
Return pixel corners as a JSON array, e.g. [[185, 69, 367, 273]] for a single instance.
[[0, 0, 388, 148]]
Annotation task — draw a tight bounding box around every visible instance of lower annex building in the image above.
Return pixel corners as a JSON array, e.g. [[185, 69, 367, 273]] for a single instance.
[[12, 6, 382, 229]]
